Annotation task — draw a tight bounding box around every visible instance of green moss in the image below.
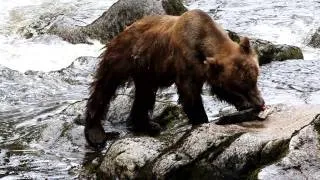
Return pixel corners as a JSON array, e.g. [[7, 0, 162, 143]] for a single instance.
[[226, 30, 241, 43], [256, 43, 304, 64], [276, 46, 304, 61]]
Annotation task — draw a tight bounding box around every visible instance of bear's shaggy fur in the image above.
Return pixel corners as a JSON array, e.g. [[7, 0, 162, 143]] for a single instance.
[[84, 9, 265, 148]]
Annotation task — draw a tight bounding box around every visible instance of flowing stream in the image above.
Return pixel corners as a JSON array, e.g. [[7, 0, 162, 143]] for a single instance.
[[0, 0, 319, 179]]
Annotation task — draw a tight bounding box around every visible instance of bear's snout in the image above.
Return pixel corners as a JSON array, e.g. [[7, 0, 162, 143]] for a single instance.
[[235, 92, 265, 112], [250, 94, 265, 112]]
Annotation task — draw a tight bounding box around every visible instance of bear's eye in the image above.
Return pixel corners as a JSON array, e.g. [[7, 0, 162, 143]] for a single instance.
[[245, 78, 258, 91]]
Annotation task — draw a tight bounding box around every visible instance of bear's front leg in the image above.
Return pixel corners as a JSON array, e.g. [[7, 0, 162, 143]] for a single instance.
[[177, 80, 209, 125]]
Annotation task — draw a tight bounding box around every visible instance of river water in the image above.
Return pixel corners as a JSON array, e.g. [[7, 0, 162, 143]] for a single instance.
[[0, 0, 319, 179]]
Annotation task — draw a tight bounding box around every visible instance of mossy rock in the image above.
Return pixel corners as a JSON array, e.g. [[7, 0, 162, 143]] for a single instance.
[[162, 0, 187, 16], [227, 30, 304, 64], [226, 30, 241, 43]]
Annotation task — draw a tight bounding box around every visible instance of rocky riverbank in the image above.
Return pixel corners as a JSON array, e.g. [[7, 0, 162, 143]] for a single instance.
[[1, 0, 319, 179], [99, 104, 320, 179]]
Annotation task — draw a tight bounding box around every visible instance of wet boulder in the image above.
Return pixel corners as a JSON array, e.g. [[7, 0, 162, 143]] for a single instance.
[[308, 27, 320, 48], [99, 104, 320, 179], [47, 0, 186, 44], [17, 0, 186, 44], [252, 39, 304, 64], [227, 30, 304, 64]]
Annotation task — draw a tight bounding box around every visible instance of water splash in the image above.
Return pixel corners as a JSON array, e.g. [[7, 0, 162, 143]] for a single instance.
[[0, 0, 117, 72]]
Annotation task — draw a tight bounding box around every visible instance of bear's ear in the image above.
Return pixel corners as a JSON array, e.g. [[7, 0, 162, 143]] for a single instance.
[[204, 57, 224, 74], [240, 37, 251, 54], [204, 57, 216, 65]]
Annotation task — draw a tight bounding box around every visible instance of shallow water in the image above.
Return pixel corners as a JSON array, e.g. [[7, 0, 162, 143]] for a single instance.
[[0, 57, 93, 179], [0, 0, 319, 179]]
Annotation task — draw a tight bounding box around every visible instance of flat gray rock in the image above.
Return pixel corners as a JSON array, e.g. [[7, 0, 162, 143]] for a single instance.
[[99, 104, 320, 179]]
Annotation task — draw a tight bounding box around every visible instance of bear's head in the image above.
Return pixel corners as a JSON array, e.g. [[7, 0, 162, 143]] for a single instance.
[[205, 37, 265, 111]]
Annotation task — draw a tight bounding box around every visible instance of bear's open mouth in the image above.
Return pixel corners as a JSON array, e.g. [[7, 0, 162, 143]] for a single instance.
[[236, 104, 265, 113], [215, 108, 255, 125], [260, 105, 266, 111]]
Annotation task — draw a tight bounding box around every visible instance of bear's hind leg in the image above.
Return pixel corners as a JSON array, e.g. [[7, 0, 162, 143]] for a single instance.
[[85, 59, 129, 148], [85, 76, 122, 148], [128, 80, 160, 135]]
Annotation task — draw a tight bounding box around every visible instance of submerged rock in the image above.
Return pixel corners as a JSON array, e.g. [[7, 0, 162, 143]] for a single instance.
[[99, 104, 320, 179], [308, 27, 320, 48]]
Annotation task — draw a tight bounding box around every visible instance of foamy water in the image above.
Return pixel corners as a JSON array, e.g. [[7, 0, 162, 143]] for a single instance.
[[0, 0, 117, 72]]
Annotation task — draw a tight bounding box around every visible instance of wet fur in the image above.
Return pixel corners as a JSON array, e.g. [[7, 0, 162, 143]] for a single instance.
[[84, 10, 264, 148]]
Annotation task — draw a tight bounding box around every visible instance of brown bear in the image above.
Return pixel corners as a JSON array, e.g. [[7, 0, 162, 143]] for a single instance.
[[84, 9, 265, 148]]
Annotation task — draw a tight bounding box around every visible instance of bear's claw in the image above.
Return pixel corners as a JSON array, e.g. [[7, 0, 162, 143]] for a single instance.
[[132, 121, 161, 136], [84, 126, 119, 149]]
